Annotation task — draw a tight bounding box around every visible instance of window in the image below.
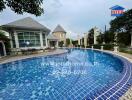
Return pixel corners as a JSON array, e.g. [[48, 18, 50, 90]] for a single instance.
[[18, 31, 40, 47]]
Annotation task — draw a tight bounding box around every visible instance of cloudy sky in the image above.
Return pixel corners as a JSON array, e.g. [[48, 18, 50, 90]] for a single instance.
[[0, 0, 132, 39]]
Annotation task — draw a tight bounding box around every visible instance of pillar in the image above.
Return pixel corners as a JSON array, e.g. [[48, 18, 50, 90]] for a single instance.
[[94, 29, 97, 44], [40, 32, 43, 48], [9, 33, 13, 48], [93, 27, 100, 44], [0, 41, 6, 56], [14, 30, 19, 48], [45, 34, 48, 47]]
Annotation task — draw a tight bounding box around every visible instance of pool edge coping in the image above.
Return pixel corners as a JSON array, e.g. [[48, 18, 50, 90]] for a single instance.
[[0, 49, 68, 65], [82, 48, 132, 100]]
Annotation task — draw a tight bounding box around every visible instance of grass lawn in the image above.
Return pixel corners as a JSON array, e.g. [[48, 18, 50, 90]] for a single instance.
[[119, 48, 132, 55]]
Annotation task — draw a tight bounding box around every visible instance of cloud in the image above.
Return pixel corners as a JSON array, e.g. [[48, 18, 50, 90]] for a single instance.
[[0, 0, 132, 39]]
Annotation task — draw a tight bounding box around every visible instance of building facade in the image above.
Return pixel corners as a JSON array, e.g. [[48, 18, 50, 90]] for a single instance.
[[52, 25, 66, 46], [2, 17, 50, 50]]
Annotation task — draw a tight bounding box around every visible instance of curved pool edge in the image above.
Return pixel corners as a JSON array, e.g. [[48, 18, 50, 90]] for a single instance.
[[93, 49, 132, 100], [75, 48, 132, 100], [64, 47, 132, 99], [0, 49, 68, 65]]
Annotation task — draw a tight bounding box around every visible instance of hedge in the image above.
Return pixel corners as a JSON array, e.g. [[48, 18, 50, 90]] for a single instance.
[[86, 44, 114, 50]]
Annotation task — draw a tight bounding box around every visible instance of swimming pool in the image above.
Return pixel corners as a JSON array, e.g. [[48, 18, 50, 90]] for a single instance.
[[0, 49, 131, 100]]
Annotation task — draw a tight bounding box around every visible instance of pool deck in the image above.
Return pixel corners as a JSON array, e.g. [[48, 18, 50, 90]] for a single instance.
[[0, 49, 68, 64]]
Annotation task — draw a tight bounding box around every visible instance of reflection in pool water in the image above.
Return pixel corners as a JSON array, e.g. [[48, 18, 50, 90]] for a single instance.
[[0, 49, 125, 100]]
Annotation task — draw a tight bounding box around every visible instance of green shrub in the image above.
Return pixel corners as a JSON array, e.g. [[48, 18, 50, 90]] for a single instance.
[[86, 46, 91, 48], [93, 44, 101, 49], [103, 44, 114, 50], [58, 41, 64, 47], [87, 44, 114, 50], [119, 48, 132, 54], [80, 45, 85, 48]]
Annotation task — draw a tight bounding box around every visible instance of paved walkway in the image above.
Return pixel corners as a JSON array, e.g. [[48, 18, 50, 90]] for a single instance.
[[0, 49, 68, 64], [111, 51, 132, 60]]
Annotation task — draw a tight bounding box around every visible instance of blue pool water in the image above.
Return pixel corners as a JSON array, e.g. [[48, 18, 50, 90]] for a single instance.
[[0, 49, 129, 100]]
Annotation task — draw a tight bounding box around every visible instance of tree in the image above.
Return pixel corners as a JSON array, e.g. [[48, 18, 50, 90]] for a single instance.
[[110, 9, 132, 33], [0, 0, 44, 16], [88, 28, 94, 45], [96, 34, 103, 44], [72, 40, 78, 47], [104, 31, 114, 44], [117, 32, 131, 46], [110, 9, 132, 46], [66, 38, 70, 47]]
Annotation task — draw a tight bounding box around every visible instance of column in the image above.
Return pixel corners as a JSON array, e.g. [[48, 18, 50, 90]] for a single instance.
[[94, 29, 97, 44], [0, 41, 6, 56], [14, 30, 19, 48], [45, 34, 48, 47], [40, 31, 43, 48], [2, 41, 6, 56], [9, 33, 13, 48]]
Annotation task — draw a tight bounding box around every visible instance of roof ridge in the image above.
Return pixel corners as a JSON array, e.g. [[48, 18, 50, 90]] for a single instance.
[[2, 17, 50, 32], [53, 24, 66, 33], [5, 17, 31, 25]]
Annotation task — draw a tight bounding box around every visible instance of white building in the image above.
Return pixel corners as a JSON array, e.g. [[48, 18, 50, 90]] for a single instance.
[[2, 17, 51, 50]]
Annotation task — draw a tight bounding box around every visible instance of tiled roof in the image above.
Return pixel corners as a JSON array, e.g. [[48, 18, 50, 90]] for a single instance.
[[53, 25, 66, 33], [2, 17, 50, 32]]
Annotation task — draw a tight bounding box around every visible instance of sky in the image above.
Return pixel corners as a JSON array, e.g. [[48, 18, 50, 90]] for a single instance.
[[0, 0, 132, 39]]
